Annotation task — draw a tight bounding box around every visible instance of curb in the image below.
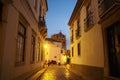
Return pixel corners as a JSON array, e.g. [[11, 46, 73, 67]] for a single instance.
[[26, 67, 47, 80]]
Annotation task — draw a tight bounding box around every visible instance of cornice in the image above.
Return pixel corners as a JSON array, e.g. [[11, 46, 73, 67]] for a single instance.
[[68, 0, 85, 26], [45, 0, 48, 11]]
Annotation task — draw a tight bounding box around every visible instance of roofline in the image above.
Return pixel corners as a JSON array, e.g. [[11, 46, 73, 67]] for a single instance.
[[46, 38, 61, 42], [45, 0, 48, 11], [68, 0, 84, 26]]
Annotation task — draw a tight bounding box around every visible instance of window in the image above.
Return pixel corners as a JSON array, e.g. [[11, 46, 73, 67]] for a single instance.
[[118, 34, 120, 44], [77, 43, 81, 56], [72, 47, 74, 57], [61, 50, 63, 53], [33, 0, 37, 11], [71, 30, 74, 43], [16, 22, 26, 65], [0, 2, 3, 21], [54, 56, 57, 58], [31, 35, 36, 63], [76, 20, 81, 38], [98, 0, 116, 17], [39, 5, 46, 27], [39, 5, 44, 18], [84, 4, 94, 31], [41, 44, 44, 61], [39, 5, 42, 16], [36, 41, 41, 62]]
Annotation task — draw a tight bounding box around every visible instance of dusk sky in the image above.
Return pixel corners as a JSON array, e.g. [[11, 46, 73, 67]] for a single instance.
[[46, 0, 77, 49]]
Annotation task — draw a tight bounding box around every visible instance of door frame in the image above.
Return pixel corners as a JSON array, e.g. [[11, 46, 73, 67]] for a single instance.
[[103, 21, 120, 78]]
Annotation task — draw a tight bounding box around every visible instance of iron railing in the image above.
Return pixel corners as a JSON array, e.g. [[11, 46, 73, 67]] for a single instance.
[[84, 12, 94, 31], [98, 0, 120, 18]]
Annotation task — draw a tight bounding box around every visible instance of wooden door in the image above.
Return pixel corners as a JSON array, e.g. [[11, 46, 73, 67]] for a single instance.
[[107, 22, 120, 77]]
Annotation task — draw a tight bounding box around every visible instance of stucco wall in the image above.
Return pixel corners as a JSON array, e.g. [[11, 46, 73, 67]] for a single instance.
[[0, 0, 46, 79], [1, 4, 19, 80], [71, 25, 104, 67], [47, 42, 61, 62], [70, 1, 104, 68], [45, 41, 66, 64]]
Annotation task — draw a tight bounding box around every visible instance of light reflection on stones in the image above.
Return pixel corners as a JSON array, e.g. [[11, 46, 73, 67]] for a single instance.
[[65, 69, 70, 78], [40, 70, 56, 80], [39, 65, 83, 80]]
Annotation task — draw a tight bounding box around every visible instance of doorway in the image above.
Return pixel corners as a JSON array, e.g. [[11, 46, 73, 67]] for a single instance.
[[107, 22, 120, 77]]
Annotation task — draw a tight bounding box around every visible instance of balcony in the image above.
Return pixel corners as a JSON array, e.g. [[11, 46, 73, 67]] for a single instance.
[[39, 26, 47, 38], [38, 17, 47, 38], [39, 17, 46, 27], [98, 0, 120, 18], [84, 12, 94, 31]]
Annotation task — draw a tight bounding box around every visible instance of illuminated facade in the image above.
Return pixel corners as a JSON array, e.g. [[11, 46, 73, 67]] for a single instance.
[[51, 32, 66, 50], [45, 38, 66, 65], [68, 0, 120, 79], [0, 0, 48, 80]]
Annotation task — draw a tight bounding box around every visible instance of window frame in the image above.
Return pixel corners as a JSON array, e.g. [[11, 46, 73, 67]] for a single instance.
[[71, 30, 74, 43], [84, 4, 94, 31], [41, 44, 44, 61], [30, 34, 36, 64], [77, 43, 81, 56], [36, 39, 41, 62], [72, 47, 74, 57], [33, 0, 37, 11], [16, 22, 26, 66], [76, 20, 81, 38]]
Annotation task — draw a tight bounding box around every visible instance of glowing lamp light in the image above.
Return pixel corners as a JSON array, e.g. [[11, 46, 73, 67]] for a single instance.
[[44, 44, 48, 49]]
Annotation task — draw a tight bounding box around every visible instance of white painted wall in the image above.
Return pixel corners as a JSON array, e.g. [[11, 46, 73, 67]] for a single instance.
[[45, 40, 66, 64], [70, 1, 104, 68], [71, 25, 104, 67]]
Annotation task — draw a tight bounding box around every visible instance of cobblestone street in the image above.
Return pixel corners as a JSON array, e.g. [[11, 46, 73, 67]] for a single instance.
[[37, 65, 83, 80]]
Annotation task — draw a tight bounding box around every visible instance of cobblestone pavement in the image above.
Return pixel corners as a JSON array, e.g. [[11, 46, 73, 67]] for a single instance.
[[37, 65, 83, 80]]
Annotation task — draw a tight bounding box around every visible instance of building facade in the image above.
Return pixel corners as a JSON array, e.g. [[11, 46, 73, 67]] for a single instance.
[[68, 0, 120, 80], [0, 0, 48, 80], [51, 32, 66, 50], [45, 38, 66, 65]]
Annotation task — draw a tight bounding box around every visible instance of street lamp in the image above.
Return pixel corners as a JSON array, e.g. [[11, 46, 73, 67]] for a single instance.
[[44, 43, 49, 64], [44, 44, 48, 49]]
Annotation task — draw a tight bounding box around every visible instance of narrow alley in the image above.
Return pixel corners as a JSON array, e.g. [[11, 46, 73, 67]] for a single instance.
[[0, 0, 120, 80], [37, 65, 83, 80]]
